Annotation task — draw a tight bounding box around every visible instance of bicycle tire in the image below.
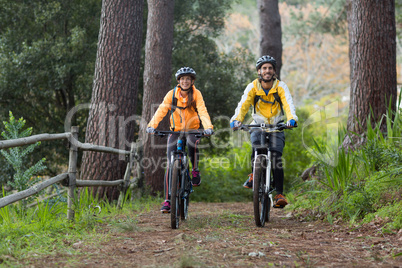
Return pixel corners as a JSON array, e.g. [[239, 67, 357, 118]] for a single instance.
[[265, 166, 272, 223], [253, 155, 269, 227], [170, 160, 181, 229]]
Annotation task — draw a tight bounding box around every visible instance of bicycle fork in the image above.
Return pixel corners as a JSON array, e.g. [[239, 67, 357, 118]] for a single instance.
[[254, 149, 274, 206], [266, 151, 274, 207]]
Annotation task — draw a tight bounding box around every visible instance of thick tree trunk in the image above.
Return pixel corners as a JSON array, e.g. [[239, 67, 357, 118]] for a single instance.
[[80, 0, 143, 201], [258, 0, 283, 78], [344, 0, 397, 149], [139, 0, 175, 195]]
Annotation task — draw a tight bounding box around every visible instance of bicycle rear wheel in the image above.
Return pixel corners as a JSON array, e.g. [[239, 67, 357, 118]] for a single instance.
[[170, 160, 181, 229], [253, 155, 269, 227]]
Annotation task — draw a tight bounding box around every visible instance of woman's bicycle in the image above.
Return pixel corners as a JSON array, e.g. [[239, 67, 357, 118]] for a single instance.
[[152, 130, 208, 229], [239, 121, 295, 227]]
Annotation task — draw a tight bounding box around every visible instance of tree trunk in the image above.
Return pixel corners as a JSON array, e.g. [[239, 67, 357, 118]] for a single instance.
[[138, 0, 175, 195], [344, 0, 397, 149], [80, 0, 144, 201], [258, 0, 283, 78]]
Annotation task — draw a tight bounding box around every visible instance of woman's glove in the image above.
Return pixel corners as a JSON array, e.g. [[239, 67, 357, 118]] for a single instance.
[[203, 129, 214, 136], [146, 127, 155, 134]]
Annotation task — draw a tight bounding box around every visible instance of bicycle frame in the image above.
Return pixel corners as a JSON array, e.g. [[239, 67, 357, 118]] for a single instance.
[[240, 121, 295, 227], [249, 123, 286, 197], [168, 145, 190, 199], [253, 151, 273, 195], [152, 130, 207, 229]]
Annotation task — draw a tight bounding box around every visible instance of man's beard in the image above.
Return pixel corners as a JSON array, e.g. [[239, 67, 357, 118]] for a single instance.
[[259, 75, 273, 83]]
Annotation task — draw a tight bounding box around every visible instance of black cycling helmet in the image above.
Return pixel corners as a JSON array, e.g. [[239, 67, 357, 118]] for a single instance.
[[256, 55, 276, 71], [175, 67, 196, 81]]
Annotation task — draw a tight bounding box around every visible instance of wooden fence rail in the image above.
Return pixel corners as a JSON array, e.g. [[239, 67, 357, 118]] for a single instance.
[[0, 173, 68, 208], [0, 126, 140, 221], [0, 133, 71, 149]]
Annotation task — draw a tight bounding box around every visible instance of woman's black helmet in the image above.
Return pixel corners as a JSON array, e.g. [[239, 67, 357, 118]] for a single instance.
[[256, 55, 276, 71], [175, 67, 196, 80]]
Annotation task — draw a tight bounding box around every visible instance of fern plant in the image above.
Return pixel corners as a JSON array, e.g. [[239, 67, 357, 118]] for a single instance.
[[0, 111, 46, 192]]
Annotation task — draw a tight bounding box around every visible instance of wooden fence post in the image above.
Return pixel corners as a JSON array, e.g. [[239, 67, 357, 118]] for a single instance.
[[130, 139, 144, 201], [67, 126, 79, 221], [117, 142, 135, 209]]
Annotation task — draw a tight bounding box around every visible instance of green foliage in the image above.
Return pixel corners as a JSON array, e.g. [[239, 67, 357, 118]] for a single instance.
[[0, 0, 101, 176], [291, 98, 402, 230], [0, 112, 46, 192], [312, 135, 356, 194], [283, 108, 315, 190], [396, 1, 402, 39], [193, 142, 253, 202], [0, 188, 11, 226], [362, 201, 402, 231], [174, 0, 233, 38]]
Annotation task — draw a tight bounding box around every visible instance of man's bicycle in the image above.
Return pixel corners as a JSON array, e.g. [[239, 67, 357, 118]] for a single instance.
[[239, 122, 295, 227], [152, 130, 208, 229]]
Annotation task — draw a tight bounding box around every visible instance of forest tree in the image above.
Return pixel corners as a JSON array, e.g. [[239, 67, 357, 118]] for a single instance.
[[139, 0, 176, 194], [258, 0, 283, 77], [80, 0, 144, 200], [344, 0, 397, 149]]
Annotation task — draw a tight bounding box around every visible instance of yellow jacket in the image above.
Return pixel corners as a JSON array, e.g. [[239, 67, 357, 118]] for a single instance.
[[231, 78, 298, 125], [148, 85, 213, 131]]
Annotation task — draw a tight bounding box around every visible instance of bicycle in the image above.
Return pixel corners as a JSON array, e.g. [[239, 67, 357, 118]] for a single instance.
[[239, 121, 296, 227], [152, 130, 209, 229]]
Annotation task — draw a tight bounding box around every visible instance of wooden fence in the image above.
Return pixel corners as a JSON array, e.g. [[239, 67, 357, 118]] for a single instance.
[[0, 126, 143, 221]]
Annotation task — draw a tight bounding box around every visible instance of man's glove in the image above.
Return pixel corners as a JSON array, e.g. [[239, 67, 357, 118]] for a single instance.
[[146, 127, 155, 134], [286, 119, 296, 127], [230, 120, 242, 130], [203, 128, 214, 136]]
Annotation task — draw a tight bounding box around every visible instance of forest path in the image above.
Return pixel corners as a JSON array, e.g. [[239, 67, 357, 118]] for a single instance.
[[29, 202, 401, 267]]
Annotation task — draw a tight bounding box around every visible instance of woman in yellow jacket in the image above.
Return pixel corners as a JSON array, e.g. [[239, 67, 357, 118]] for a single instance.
[[146, 67, 213, 213]]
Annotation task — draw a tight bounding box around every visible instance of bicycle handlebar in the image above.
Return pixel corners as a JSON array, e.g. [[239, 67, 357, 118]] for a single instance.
[[239, 122, 297, 132], [150, 130, 211, 138]]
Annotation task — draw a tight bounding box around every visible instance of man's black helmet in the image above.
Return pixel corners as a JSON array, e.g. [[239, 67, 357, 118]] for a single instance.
[[256, 55, 276, 71], [175, 67, 196, 80]]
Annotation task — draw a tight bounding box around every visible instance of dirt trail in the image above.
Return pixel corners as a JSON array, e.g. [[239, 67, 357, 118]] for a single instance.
[[29, 202, 401, 267]]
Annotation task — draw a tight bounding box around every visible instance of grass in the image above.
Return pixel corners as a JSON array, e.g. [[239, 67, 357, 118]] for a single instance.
[[0, 190, 162, 266]]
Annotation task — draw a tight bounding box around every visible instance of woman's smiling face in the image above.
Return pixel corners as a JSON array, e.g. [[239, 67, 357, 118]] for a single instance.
[[179, 75, 193, 90]]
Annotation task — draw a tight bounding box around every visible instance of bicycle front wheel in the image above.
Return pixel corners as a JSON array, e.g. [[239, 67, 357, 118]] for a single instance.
[[253, 155, 269, 227], [170, 160, 181, 229]]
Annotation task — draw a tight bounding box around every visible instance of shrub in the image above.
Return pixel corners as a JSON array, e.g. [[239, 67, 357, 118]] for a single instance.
[[0, 111, 46, 193]]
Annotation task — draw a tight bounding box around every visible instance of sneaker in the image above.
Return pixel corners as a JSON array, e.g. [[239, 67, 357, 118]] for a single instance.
[[273, 194, 288, 208], [243, 173, 253, 189], [160, 200, 171, 213], [192, 168, 201, 187]]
